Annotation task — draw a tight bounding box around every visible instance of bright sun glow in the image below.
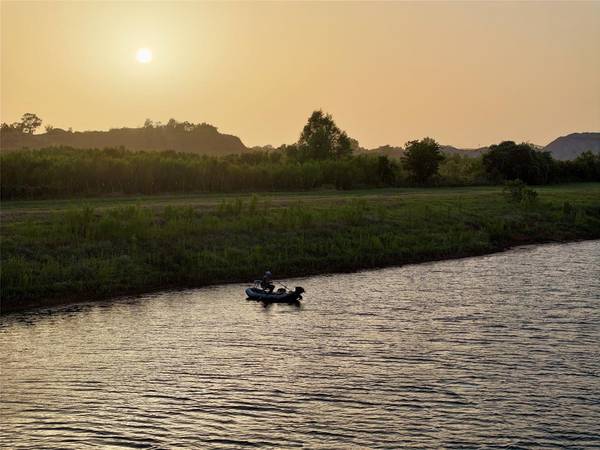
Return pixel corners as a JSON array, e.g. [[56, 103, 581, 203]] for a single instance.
[[136, 48, 153, 63]]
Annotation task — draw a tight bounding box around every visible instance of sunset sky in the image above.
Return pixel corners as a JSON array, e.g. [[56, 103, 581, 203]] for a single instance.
[[2, 1, 599, 148]]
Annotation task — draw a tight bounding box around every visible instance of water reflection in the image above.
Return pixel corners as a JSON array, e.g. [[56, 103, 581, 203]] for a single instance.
[[1, 241, 599, 448]]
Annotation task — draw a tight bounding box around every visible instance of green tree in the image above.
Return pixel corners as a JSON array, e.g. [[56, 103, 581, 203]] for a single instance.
[[402, 137, 444, 183], [376, 155, 397, 185], [483, 141, 554, 184], [571, 151, 600, 181], [298, 110, 352, 160], [438, 154, 486, 186]]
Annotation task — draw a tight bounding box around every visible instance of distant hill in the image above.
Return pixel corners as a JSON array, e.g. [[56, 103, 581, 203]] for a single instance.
[[0, 121, 247, 155], [543, 132, 600, 160], [358, 145, 404, 159], [3, 120, 597, 161], [439, 145, 489, 158]]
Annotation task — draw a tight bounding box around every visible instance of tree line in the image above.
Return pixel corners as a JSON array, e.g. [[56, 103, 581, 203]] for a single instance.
[[1, 110, 598, 200]]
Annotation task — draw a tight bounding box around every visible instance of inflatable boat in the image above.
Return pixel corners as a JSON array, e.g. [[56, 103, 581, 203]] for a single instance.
[[246, 285, 305, 303]]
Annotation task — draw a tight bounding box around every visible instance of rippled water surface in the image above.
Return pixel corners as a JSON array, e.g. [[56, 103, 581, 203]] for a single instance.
[[2, 241, 600, 448]]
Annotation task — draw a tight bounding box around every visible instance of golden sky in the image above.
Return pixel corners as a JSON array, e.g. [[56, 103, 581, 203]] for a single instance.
[[1, 1, 599, 148]]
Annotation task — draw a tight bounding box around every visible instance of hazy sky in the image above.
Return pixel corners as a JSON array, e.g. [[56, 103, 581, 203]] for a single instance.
[[2, 1, 599, 148]]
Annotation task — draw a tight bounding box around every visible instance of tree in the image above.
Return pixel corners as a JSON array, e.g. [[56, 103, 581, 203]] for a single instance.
[[402, 137, 444, 183], [376, 155, 396, 185], [298, 110, 353, 160], [1, 122, 22, 133], [19, 113, 42, 134], [571, 151, 600, 181], [181, 121, 195, 132], [483, 141, 554, 184]]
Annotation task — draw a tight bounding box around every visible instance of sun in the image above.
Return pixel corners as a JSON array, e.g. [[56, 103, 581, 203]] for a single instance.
[[136, 48, 153, 64]]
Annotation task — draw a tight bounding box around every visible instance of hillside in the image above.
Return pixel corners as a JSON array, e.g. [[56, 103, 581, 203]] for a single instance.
[[3, 120, 598, 161], [543, 132, 600, 160], [0, 122, 247, 155]]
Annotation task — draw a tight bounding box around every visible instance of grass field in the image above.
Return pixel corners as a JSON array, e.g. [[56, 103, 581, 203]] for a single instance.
[[3, 184, 597, 221], [2, 183, 599, 312]]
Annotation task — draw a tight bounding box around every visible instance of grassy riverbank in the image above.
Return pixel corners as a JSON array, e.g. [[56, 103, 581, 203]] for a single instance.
[[2, 184, 599, 312]]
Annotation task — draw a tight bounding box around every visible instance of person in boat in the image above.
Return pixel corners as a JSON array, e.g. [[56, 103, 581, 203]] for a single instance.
[[261, 270, 275, 293]]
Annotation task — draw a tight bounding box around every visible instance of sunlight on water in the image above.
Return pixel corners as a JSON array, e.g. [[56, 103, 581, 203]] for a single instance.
[[1, 241, 599, 448]]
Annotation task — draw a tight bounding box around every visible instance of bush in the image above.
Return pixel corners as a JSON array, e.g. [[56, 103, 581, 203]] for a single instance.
[[502, 179, 538, 204], [438, 154, 487, 186]]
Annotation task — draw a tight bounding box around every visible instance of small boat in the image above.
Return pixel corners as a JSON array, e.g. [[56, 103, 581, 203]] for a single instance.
[[246, 282, 305, 303]]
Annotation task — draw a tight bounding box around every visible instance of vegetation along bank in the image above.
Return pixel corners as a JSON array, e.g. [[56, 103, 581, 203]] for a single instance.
[[2, 184, 599, 312]]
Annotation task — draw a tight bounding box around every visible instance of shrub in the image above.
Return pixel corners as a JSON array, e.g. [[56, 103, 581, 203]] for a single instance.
[[502, 179, 538, 204]]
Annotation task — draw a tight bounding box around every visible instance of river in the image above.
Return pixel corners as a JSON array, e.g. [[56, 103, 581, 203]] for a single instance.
[[1, 241, 599, 448]]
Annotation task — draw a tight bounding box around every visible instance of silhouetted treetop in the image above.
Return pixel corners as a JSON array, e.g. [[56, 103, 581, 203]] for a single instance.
[[297, 110, 353, 160], [402, 137, 444, 183], [20, 113, 43, 134], [483, 141, 553, 184], [1, 112, 43, 135]]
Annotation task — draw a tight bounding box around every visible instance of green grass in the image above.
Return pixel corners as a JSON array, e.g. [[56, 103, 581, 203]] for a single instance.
[[3, 184, 594, 223], [2, 184, 599, 312]]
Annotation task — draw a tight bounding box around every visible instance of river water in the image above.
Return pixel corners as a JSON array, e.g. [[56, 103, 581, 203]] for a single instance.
[[1, 241, 599, 449]]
